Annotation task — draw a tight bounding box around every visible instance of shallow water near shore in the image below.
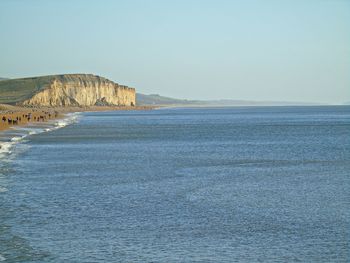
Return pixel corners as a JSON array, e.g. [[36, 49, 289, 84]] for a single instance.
[[0, 106, 349, 262], [0, 113, 80, 159]]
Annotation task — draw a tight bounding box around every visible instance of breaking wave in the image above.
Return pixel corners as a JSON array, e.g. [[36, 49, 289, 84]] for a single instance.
[[0, 112, 81, 159]]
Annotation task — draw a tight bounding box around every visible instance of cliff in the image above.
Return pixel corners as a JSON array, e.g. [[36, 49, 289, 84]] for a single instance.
[[0, 74, 136, 107]]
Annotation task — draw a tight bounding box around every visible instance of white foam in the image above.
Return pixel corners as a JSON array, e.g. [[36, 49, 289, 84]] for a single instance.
[[0, 142, 13, 155], [0, 254, 5, 261], [10, 135, 26, 142], [28, 130, 38, 135], [0, 112, 81, 159], [54, 112, 80, 128], [0, 186, 8, 193], [0, 134, 28, 157]]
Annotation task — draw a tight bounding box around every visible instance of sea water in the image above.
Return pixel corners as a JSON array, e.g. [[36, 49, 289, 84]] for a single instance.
[[0, 107, 349, 262]]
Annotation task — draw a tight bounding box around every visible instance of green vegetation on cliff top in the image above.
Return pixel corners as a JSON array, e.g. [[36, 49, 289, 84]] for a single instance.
[[0, 76, 55, 104]]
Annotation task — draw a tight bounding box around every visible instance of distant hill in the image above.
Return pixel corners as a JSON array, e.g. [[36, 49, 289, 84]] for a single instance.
[[0, 77, 8, 81], [136, 93, 319, 107], [136, 93, 198, 105]]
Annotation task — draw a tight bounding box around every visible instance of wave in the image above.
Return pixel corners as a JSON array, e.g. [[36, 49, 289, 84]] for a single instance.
[[0, 254, 5, 262], [10, 135, 27, 142], [0, 112, 81, 158], [0, 142, 14, 156]]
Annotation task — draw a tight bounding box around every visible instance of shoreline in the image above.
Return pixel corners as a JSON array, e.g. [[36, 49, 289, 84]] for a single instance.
[[0, 104, 156, 133], [0, 104, 156, 155]]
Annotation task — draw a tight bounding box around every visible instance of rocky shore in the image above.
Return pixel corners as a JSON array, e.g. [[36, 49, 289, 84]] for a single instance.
[[0, 104, 155, 132]]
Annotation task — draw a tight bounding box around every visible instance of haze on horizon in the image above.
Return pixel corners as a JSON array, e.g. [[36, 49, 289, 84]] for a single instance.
[[0, 0, 349, 104]]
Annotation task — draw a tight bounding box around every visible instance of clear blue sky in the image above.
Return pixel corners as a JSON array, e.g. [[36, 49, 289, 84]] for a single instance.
[[1, 0, 349, 104]]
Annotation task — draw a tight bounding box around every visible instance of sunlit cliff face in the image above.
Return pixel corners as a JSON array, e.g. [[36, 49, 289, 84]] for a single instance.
[[22, 74, 136, 107]]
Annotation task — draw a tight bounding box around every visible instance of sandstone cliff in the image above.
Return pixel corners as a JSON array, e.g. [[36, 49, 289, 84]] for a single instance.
[[22, 74, 135, 107], [0, 74, 136, 107]]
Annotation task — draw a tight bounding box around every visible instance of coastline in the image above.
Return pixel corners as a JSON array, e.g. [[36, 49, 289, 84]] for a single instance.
[[0, 104, 155, 155], [0, 104, 155, 132]]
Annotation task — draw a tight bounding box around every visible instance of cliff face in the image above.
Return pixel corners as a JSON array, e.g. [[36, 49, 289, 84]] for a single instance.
[[21, 74, 136, 107]]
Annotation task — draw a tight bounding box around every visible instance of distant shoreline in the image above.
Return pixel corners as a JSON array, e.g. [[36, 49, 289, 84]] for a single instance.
[[1, 103, 347, 132]]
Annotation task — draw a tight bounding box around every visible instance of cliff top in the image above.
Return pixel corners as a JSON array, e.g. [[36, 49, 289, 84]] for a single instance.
[[0, 74, 131, 105]]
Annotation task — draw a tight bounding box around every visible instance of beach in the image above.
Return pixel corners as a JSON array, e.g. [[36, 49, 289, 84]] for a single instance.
[[0, 104, 154, 132], [0, 105, 59, 131]]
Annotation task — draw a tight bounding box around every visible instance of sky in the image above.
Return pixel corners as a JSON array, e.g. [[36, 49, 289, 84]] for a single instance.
[[0, 0, 349, 104]]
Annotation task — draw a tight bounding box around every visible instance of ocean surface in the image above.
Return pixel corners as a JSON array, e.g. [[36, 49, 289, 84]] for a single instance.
[[0, 106, 349, 262]]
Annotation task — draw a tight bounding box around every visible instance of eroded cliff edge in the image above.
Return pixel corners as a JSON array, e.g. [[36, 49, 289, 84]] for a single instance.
[[0, 74, 136, 107]]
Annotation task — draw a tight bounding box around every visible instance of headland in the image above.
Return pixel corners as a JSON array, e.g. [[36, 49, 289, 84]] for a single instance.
[[0, 74, 153, 132]]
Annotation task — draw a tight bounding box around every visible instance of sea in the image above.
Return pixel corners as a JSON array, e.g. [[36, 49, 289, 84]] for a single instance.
[[0, 106, 349, 263]]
